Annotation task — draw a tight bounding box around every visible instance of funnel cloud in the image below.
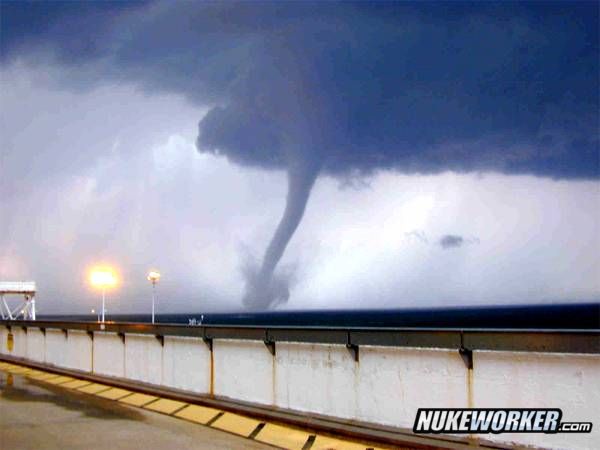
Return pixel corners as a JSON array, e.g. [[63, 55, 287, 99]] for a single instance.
[[243, 158, 320, 309]]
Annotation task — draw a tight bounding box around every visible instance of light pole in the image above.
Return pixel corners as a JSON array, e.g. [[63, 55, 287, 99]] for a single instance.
[[147, 271, 160, 324], [90, 267, 117, 323]]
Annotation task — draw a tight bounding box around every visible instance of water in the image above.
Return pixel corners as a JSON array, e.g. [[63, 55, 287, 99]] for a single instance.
[[39, 303, 600, 329]]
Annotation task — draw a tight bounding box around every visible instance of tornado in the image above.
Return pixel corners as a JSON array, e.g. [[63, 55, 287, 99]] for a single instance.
[[243, 156, 321, 309], [182, 2, 598, 310]]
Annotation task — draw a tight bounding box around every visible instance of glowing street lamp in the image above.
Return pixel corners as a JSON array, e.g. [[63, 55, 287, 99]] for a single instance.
[[89, 267, 117, 323], [147, 270, 160, 324]]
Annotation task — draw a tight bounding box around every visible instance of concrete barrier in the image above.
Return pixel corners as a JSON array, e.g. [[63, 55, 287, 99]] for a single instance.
[[275, 342, 357, 418], [473, 351, 600, 450], [125, 333, 163, 385], [214, 339, 274, 405], [1, 322, 598, 450], [93, 331, 125, 378], [45, 329, 67, 367], [162, 336, 210, 394], [11, 327, 27, 358], [0, 326, 7, 355], [66, 330, 93, 372], [26, 327, 45, 362], [358, 346, 469, 428]]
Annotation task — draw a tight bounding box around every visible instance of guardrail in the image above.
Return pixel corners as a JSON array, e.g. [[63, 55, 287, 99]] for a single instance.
[[2, 319, 599, 449], [2, 319, 599, 355]]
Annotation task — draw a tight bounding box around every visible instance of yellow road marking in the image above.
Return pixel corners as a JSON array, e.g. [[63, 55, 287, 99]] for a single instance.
[[144, 398, 188, 415], [175, 404, 222, 424], [77, 383, 112, 394], [312, 435, 374, 450], [6, 367, 33, 374], [28, 372, 62, 381], [211, 412, 262, 437], [44, 376, 75, 385], [61, 379, 93, 389], [96, 387, 133, 400], [255, 423, 312, 449], [119, 393, 158, 407]]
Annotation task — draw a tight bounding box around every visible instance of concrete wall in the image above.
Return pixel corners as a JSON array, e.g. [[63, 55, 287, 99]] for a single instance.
[[214, 339, 273, 405], [11, 327, 27, 358], [26, 328, 45, 362], [125, 334, 163, 385], [473, 351, 600, 450], [275, 342, 357, 418], [274, 344, 468, 429], [1, 325, 599, 450], [358, 346, 468, 428], [93, 332, 125, 378], [162, 336, 210, 394], [0, 326, 8, 355], [65, 330, 93, 372], [45, 329, 67, 367]]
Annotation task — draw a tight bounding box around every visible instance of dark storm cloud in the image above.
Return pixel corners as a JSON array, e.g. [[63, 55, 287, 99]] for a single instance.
[[438, 235, 480, 249], [3, 2, 598, 179], [439, 235, 465, 249], [2, 1, 598, 308]]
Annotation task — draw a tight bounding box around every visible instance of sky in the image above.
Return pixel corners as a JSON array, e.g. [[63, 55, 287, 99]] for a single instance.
[[0, 1, 598, 314]]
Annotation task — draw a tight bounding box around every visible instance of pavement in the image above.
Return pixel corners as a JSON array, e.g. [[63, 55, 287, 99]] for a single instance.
[[0, 368, 271, 449], [0, 362, 395, 450]]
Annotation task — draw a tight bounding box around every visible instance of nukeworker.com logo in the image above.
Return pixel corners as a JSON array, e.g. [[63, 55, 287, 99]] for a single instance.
[[413, 408, 592, 434]]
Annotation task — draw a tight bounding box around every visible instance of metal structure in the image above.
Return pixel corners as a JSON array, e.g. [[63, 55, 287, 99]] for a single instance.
[[1, 319, 598, 355], [89, 268, 117, 323], [147, 271, 160, 324], [0, 282, 36, 320]]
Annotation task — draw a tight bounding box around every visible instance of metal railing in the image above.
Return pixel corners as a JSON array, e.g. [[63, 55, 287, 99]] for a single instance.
[[2, 319, 599, 354]]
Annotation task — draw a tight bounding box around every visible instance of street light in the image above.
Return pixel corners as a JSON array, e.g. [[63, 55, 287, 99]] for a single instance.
[[147, 270, 160, 324], [89, 267, 117, 323]]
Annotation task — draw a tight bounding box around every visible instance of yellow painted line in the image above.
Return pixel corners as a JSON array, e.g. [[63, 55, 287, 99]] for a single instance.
[[211, 412, 262, 437], [77, 383, 112, 394], [174, 404, 222, 424], [61, 379, 93, 389], [96, 387, 133, 400], [28, 372, 62, 381], [255, 423, 312, 449], [44, 375, 75, 385], [144, 398, 188, 415], [312, 435, 373, 450], [5, 367, 33, 374], [26, 371, 52, 379], [119, 393, 158, 407], [0, 362, 16, 369]]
